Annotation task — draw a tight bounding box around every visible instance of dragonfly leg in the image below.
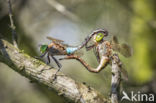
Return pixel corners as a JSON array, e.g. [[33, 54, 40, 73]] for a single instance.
[[96, 52, 100, 63], [40, 51, 47, 58], [51, 56, 62, 68], [49, 55, 62, 81], [59, 55, 109, 73], [46, 53, 50, 64], [35, 51, 47, 59], [38, 53, 53, 75], [93, 47, 100, 63], [85, 44, 95, 51]]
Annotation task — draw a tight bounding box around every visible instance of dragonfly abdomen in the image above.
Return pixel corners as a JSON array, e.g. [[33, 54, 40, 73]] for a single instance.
[[66, 47, 78, 54]]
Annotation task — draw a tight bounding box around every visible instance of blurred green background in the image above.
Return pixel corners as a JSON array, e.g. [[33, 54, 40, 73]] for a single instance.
[[0, 0, 156, 103]]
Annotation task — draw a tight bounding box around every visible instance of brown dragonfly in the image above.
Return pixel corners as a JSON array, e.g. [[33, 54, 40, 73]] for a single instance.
[[59, 29, 132, 80]]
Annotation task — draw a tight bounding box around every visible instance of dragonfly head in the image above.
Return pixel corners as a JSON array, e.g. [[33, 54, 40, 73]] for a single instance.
[[95, 33, 104, 42], [93, 29, 108, 43], [95, 33, 105, 42], [40, 45, 48, 53]]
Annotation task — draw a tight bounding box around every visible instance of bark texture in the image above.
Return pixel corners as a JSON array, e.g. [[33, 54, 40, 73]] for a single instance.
[[0, 39, 110, 103], [111, 54, 121, 103]]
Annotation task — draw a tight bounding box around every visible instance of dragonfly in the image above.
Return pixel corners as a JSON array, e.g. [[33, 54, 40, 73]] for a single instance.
[[38, 30, 108, 79], [39, 36, 81, 68], [39, 29, 108, 68], [59, 29, 132, 80], [38, 35, 90, 79]]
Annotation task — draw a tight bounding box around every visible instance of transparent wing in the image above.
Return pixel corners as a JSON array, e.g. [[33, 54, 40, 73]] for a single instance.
[[73, 50, 84, 57], [47, 36, 71, 47], [111, 36, 132, 57], [111, 35, 121, 53], [120, 65, 128, 81], [119, 43, 132, 57], [47, 36, 64, 43], [112, 35, 119, 44]]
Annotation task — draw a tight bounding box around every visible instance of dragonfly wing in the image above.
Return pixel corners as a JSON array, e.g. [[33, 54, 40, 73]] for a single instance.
[[47, 36, 64, 43], [112, 35, 119, 44], [47, 36, 72, 47], [120, 65, 128, 81], [112, 43, 132, 58], [111, 43, 120, 52], [119, 43, 132, 57], [74, 50, 84, 57], [61, 43, 71, 47], [111, 35, 120, 52], [111, 36, 132, 58]]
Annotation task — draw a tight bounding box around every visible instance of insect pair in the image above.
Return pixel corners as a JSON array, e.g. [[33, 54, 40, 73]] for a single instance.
[[39, 29, 132, 80]]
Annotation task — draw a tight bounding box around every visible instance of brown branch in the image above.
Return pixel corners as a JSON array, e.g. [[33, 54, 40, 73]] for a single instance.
[[0, 39, 110, 103], [8, 0, 18, 48], [111, 54, 121, 103]]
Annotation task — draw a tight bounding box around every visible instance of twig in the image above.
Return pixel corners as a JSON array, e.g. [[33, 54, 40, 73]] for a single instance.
[[0, 39, 110, 103], [111, 54, 121, 103], [46, 0, 80, 22], [8, 0, 18, 48]]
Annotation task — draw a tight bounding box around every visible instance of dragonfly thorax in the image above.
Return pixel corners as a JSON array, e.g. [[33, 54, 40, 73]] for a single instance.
[[47, 43, 67, 55], [97, 41, 112, 57]]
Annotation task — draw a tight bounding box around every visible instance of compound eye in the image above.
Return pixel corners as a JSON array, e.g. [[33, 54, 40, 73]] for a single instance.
[[40, 45, 48, 53], [95, 33, 104, 42]]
